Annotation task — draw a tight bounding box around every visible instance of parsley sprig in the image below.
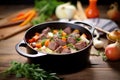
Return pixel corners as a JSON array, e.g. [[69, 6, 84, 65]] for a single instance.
[[31, 0, 64, 25], [1, 61, 62, 80]]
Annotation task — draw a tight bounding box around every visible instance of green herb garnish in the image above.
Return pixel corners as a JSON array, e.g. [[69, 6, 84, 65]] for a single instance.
[[67, 43, 75, 49], [1, 61, 62, 80]]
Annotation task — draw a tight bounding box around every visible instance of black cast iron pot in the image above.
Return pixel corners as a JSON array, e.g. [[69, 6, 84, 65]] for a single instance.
[[16, 21, 94, 74]]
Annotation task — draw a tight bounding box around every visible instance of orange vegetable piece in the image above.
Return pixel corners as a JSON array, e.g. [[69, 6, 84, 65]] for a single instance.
[[32, 35, 39, 42], [36, 43, 42, 48], [73, 29, 80, 33], [28, 33, 40, 43], [62, 45, 67, 49], [35, 32, 40, 36], [53, 30, 58, 34], [28, 38, 35, 43], [62, 31, 67, 36], [62, 37, 67, 42], [44, 39, 50, 47]]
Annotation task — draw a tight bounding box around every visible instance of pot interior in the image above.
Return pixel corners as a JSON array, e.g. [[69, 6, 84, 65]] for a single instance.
[[24, 22, 93, 54]]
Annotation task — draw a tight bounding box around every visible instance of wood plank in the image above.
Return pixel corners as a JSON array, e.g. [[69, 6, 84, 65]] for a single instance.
[[0, 23, 32, 40], [0, 8, 33, 40], [60, 68, 120, 80]]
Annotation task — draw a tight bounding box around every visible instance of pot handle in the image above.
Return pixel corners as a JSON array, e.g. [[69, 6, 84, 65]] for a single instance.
[[70, 20, 95, 34], [15, 40, 46, 58]]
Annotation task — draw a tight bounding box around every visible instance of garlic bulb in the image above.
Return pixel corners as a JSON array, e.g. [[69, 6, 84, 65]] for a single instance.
[[93, 30, 104, 48], [55, 2, 76, 19]]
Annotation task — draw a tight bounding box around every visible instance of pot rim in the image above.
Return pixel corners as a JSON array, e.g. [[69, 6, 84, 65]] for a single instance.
[[23, 21, 93, 56]]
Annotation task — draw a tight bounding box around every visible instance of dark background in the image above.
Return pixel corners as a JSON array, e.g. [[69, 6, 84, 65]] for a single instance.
[[0, 0, 119, 5]]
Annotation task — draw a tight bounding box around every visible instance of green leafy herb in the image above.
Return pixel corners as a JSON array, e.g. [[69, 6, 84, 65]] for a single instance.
[[31, 0, 64, 25], [1, 61, 62, 80], [67, 43, 75, 49], [101, 52, 108, 61], [76, 37, 81, 42], [58, 29, 63, 38]]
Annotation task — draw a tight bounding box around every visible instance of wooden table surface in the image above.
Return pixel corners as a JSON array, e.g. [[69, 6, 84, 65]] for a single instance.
[[0, 5, 120, 80]]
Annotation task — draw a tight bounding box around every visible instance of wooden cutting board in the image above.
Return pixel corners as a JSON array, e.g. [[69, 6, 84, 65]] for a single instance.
[[0, 8, 33, 40]]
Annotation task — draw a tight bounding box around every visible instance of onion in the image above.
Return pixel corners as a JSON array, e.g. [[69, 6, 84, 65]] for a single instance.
[[107, 30, 120, 42], [107, 2, 120, 22], [55, 2, 76, 19], [105, 40, 120, 61]]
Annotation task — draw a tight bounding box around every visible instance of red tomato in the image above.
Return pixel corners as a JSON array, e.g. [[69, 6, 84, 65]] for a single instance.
[[105, 42, 120, 61]]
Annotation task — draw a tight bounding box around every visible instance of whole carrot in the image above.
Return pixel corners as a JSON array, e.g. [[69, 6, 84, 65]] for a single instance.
[[11, 10, 33, 22], [19, 10, 36, 26], [19, 9, 36, 26]]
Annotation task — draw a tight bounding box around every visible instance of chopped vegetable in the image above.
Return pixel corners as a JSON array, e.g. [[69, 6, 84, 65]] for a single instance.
[[53, 29, 58, 34], [62, 37, 67, 42], [61, 31, 67, 37], [67, 43, 75, 49], [73, 29, 80, 34], [81, 33, 87, 38], [36, 42, 42, 48], [62, 45, 67, 49], [0, 61, 62, 80], [44, 39, 50, 47]]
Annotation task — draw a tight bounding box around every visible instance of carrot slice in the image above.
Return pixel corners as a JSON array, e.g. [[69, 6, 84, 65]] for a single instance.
[[44, 39, 50, 47], [62, 45, 67, 49], [36, 43, 42, 48], [28, 38, 34, 43], [62, 37, 67, 42], [53, 30, 58, 34], [62, 31, 67, 36], [73, 29, 80, 33], [32, 35, 39, 42]]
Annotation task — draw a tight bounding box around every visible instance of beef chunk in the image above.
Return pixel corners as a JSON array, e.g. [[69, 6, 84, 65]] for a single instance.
[[67, 37, 77, 44], [39, 33, 47, 39], [53, 35, 59, 40], [75, 41, 87, 50], [55, 46, 63, 53], [61, 48, 71, 53], [42, 27, 51, 34], [63, 27, 72, 34], [48, 41, 59, 50], [55, 38, 66, 46]]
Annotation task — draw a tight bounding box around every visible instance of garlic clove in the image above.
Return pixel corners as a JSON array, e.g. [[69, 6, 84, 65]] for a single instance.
[[93, 38, 104, 48]]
